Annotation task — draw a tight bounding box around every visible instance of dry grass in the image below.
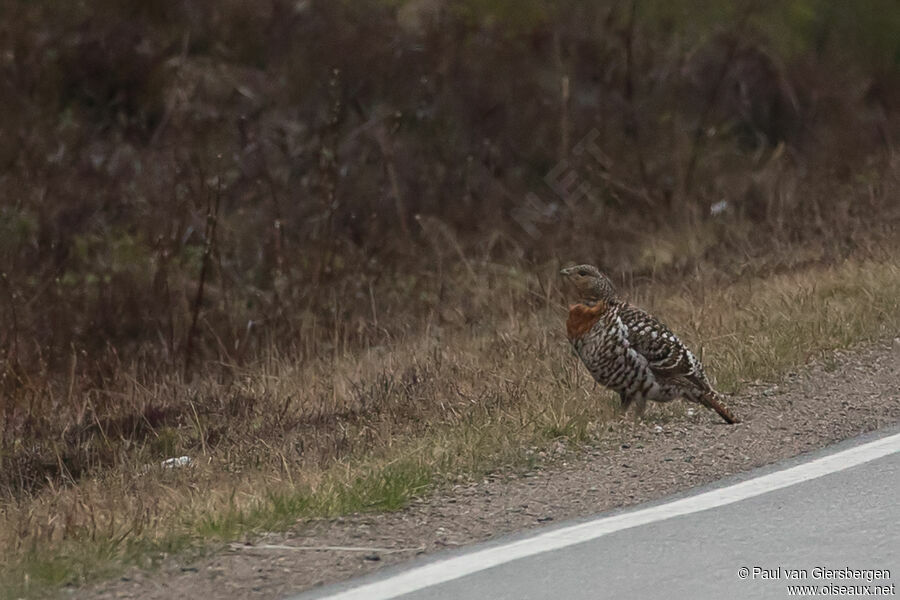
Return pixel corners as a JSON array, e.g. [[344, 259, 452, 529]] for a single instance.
[[1, 2, 899, 597], [3, 252, 900, 599]]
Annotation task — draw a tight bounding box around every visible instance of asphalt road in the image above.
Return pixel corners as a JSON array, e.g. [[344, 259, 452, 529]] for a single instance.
[[295, 428, 900, 600]]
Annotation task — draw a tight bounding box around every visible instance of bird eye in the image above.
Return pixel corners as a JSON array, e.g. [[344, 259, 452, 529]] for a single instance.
[[578, 269, 588, 276]]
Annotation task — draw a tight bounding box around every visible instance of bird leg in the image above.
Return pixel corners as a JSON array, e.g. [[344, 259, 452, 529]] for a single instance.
[[618, 392, 647, 431], [631, 396, 648, 421]]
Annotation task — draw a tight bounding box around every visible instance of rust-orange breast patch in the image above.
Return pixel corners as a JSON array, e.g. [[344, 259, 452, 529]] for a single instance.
[[566, 301, 608, 340]]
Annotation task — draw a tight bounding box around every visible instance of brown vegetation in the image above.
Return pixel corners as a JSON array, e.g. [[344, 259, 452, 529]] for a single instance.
[[0, 0, 898, 595]]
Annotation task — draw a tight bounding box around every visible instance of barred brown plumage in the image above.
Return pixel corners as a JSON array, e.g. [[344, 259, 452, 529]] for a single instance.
[[560, 264, 739, 424]]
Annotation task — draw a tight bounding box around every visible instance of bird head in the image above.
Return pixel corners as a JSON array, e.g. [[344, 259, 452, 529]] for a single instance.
[[560, 264, 617, 303]]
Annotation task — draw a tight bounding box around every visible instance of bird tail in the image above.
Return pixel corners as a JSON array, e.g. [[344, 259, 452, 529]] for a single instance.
[[702, 392, 740, 424]]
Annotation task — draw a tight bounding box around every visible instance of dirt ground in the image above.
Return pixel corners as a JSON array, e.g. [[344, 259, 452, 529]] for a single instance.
[[82, 338, 900, 600]]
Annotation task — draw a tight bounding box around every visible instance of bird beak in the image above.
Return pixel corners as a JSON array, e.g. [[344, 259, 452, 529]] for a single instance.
[[560, 267, 572, 277]]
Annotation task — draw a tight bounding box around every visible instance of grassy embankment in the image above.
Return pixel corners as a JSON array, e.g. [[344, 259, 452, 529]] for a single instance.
[[3, 250, 900, 598]]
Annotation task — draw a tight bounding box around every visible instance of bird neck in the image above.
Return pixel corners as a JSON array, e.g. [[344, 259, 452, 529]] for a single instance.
[[582, 279, 617, 303], [566, 300, 610, 339], [579, 291, 617, 305]]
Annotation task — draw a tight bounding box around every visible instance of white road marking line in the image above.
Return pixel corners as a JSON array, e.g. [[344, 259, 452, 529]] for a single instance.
[[310, 432, 900, 600]]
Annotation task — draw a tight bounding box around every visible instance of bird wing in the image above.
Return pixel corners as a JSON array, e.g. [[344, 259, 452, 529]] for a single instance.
[[617, 303, 707, 386]]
